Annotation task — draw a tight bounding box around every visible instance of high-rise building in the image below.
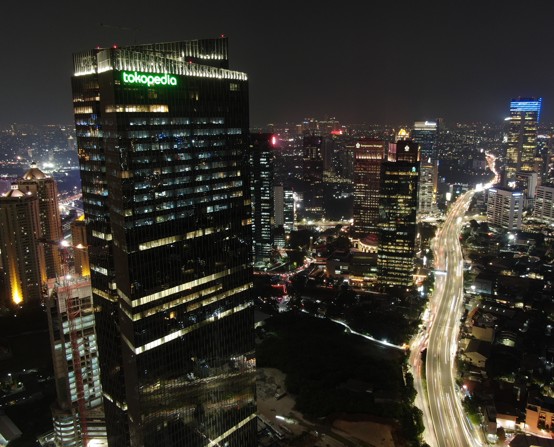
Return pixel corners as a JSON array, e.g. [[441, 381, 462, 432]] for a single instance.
[[412, 121, 438, 216], [547, 137, 554, 184], [0, 184, 46, 305], [273, 185, 295, 248], [70, 216, 90, 277], [250, 133, 274, 264], [505, 97, 542, 180], [334, 140, 354, 181], [321, 137, 335, 172], [273, 185, 295, 233], [377, 141, 420, 288], [486, 187, 523, 230], [45, 277, 106, 447], [536, 134, 551, 182], [71, 38, 256, 446], [534, 184, 554, 223], [302, 135, 324, 219], [350, 139, 385, 236], [283, 187, 295, 233], [515, 171, 538, 210], [17, 163, 63, 279]]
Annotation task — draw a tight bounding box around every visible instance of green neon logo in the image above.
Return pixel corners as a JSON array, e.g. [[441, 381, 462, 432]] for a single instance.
[[122, 71, 177, 87]]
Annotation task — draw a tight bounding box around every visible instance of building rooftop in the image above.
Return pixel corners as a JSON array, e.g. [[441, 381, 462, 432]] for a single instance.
[[22, 163, 47, 180], [510, 434, 554, 447], [466, 339, 492, 358]]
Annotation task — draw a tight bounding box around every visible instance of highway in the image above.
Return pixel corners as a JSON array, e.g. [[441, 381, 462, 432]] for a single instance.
[[414, 191, 483, 447]]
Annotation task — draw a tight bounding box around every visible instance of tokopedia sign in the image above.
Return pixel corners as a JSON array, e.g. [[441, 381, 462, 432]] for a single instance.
[[122, 71, 178, 87]]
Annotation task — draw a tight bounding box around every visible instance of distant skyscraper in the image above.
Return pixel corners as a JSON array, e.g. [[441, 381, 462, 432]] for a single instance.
[[350, 139, 385, 235], [335, 140, 354, 180], [536, 134, 551, 182], [302, 135, 324, 219], [274, 185, 284, 226], [283, 187, 295, 233], [505, 97, 542, 180], [321, 137, 335, 172], [486, 187, 523, 230], [377, 141, 420, 288], [274, 185, 295, 234], [0, 184, 46, 305], [412, 121, 438, 216], [17, 163, 63, 279], [72, 38, 256, 446], [273, 185, 295, 248], [250, 133, 274, 264], [45, 277, 106, 447]]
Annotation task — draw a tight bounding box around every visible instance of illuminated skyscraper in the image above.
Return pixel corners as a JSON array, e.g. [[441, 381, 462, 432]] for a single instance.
[[505, 97, 542, 180], [250, 133, 274, 264], [412, 121, 438, 216], [350, 139, 385, 235], [0, 184, 46, 305], [283, 187, 295, 233], [273, 185, 295, 248], [377, 141, 420, 288], [302, 135, 324, 219], [17, 163, 64, 279], [71, 38, 256, 446]]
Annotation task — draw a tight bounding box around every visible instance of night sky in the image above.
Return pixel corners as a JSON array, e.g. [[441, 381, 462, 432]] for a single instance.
[[3, 0, 554, 127]]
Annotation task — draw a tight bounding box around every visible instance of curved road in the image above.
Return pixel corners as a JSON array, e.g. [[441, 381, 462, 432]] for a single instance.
[[415, 192, 484, 447]]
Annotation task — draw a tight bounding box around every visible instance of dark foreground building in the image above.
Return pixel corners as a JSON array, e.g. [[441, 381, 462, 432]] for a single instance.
[[71, 38, 256, 447]]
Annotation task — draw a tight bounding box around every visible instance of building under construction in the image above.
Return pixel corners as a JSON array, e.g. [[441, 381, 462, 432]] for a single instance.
[[45, 276, 106, 447]]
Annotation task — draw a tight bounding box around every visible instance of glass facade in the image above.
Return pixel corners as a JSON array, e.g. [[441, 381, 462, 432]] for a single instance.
[[351, 139, 385, 236], [250, 134, 274, 263], [283, 187, 295, 233], [302, 135, 324, 219], [412, 121, 438, 216], [377, 141, 420, 288], [506, 97, 542, 180], [71, 38, 256, 447]]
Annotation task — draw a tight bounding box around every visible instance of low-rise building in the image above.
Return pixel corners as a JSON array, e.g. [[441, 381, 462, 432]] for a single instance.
[[526, 394, 554, 435], [464, 339, 492, 368], [471, 309, 497, 342]]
